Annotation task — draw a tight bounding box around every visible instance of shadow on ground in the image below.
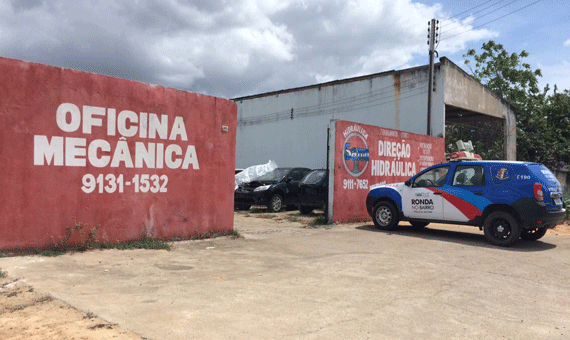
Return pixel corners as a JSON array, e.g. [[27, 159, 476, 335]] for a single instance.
[[356, 223, 557, 252]]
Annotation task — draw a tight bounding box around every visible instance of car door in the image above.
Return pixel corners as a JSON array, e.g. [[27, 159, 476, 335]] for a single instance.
[[443, 164, 491, 222], [285, 169, 308, 204], [401, 165, 449, 220], [298, 170, 327, 206]]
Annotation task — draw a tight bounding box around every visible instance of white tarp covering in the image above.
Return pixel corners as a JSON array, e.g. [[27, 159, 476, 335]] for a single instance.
[[235, 160, 278, 190]]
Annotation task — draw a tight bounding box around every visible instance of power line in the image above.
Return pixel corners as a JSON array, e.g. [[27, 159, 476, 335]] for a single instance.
[[440, 0, 502, 28], [441, 0, 543, 41], [442, 0, 518, 34]]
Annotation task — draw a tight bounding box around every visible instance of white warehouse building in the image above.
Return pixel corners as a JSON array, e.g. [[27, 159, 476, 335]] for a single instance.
[[232, 57, 516, 169]]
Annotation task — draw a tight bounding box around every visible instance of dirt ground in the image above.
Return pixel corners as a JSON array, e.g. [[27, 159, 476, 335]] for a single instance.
[[1, 209, 569, 339], [0, 274, 143, 340]]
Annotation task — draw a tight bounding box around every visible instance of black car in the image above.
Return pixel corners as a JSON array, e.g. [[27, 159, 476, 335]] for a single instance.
[[235, 167, 311, 212], [297, 169, 328, 214]]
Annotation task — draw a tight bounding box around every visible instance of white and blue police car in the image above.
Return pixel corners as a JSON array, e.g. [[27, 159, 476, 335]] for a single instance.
[[365, 154, 566, 246]]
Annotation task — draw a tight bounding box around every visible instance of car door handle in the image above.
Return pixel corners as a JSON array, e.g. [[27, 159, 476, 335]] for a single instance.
[[433, 192, 442, 195], [474, 192, 484, 195]]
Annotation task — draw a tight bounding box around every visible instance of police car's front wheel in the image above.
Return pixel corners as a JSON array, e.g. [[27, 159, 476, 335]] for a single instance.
[[372, 201, 399, 231], [483, 211, 521, 246]]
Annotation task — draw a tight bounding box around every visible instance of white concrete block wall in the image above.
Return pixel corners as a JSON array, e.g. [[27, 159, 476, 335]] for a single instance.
[[234, 66, 445, 169]]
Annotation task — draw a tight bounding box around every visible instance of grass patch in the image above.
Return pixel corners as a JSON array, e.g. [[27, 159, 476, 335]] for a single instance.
[[249, 213, 279, 220], [35, 215, 245, 257], [187, 230, 242, 240], [311, 215, 328, 226], [101, 238, 171, 251], [36, 248, 69, 257], [285, 215, 303, 223], [36, 228, 243, 256], [249, 206, 268, 213], [36, 218, 174, 256], [0, 269, 7, 278], [230, 230, 242, 239], [37, 218, 100, 256]]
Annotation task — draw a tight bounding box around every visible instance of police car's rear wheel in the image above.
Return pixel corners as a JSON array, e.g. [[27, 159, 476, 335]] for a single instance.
[[372, 201, 399, 230], [483, 211, 521, 246], [520, 227, 548, 241]]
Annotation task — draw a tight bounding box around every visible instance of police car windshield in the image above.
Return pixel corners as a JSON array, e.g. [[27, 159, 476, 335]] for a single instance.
[[413, 166, 449, 187], [256, 169, 290, 182]]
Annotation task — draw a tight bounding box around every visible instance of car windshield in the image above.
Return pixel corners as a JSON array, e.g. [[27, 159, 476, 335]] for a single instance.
[[255, 169, 290, 182], [301, 170, 326, 185]]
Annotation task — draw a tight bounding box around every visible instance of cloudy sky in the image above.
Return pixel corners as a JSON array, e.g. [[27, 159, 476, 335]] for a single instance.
[[1, 0, 568, 98]]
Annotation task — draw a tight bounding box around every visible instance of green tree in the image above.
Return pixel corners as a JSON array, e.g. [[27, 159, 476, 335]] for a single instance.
[[464, 40, 542, 107], [462, 40, 569, 167], [540, 88, 570, 166]]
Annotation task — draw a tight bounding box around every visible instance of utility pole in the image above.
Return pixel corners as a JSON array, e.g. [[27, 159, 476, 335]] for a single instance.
[[427, 18, 439, 136]]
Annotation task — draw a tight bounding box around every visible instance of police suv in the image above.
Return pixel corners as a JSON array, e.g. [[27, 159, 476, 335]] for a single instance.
[[365, 156, 566, 246]]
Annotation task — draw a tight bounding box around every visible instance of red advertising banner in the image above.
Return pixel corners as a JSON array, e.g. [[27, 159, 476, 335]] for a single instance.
[[331, 120, 445, 223], [0, 57, 236, 249]]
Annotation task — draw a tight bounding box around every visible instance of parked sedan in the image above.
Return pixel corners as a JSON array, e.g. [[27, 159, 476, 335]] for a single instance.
[[297, 169, 328, 214], [235, 167, 311, 212]]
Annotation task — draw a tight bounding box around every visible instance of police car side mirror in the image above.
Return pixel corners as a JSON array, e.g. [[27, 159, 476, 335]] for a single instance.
[[405, 180, 411, 187]]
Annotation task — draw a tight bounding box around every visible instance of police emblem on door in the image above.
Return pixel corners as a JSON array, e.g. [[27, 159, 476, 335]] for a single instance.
[[496, 168, 509, 180]]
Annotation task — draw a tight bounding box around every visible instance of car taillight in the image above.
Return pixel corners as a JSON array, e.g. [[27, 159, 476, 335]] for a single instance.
[[533, 182, 544, 202]]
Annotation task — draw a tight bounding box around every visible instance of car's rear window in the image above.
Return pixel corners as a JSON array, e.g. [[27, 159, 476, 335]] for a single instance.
[[301, 170, 326, 185], [527, 164, 560, 186]]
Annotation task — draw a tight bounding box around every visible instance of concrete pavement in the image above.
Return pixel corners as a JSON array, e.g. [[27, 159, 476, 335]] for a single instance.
[[1, 214, 569, 339]]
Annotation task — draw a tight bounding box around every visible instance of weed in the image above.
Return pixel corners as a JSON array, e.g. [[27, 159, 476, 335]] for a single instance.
[[37, 218, 172, 256], [101, 238, 171, 251], [249, 206, 266, 213], [230, 230, 242, 239], [89, 323, 116, 330], [311, 215, 328, 226], [285, 215, 302, 223], [257, 213, 279, 219], [36, 248, 68, 257], [0, 270, 6, 279], [36, 218, 243, 256], [196, 230, 241, 239], [38, 218, 100, 256]]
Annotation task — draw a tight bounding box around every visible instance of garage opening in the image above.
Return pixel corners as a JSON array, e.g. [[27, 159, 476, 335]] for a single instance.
[[445, 105, 505, 160]]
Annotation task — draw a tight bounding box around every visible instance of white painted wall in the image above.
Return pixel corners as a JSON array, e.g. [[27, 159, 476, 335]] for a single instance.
[[234, 66, 446, 169]]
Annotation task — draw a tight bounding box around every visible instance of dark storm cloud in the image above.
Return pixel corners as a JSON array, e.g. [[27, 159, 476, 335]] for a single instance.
[[10, 0, 43, 12], [0, 0, 495, 98]]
